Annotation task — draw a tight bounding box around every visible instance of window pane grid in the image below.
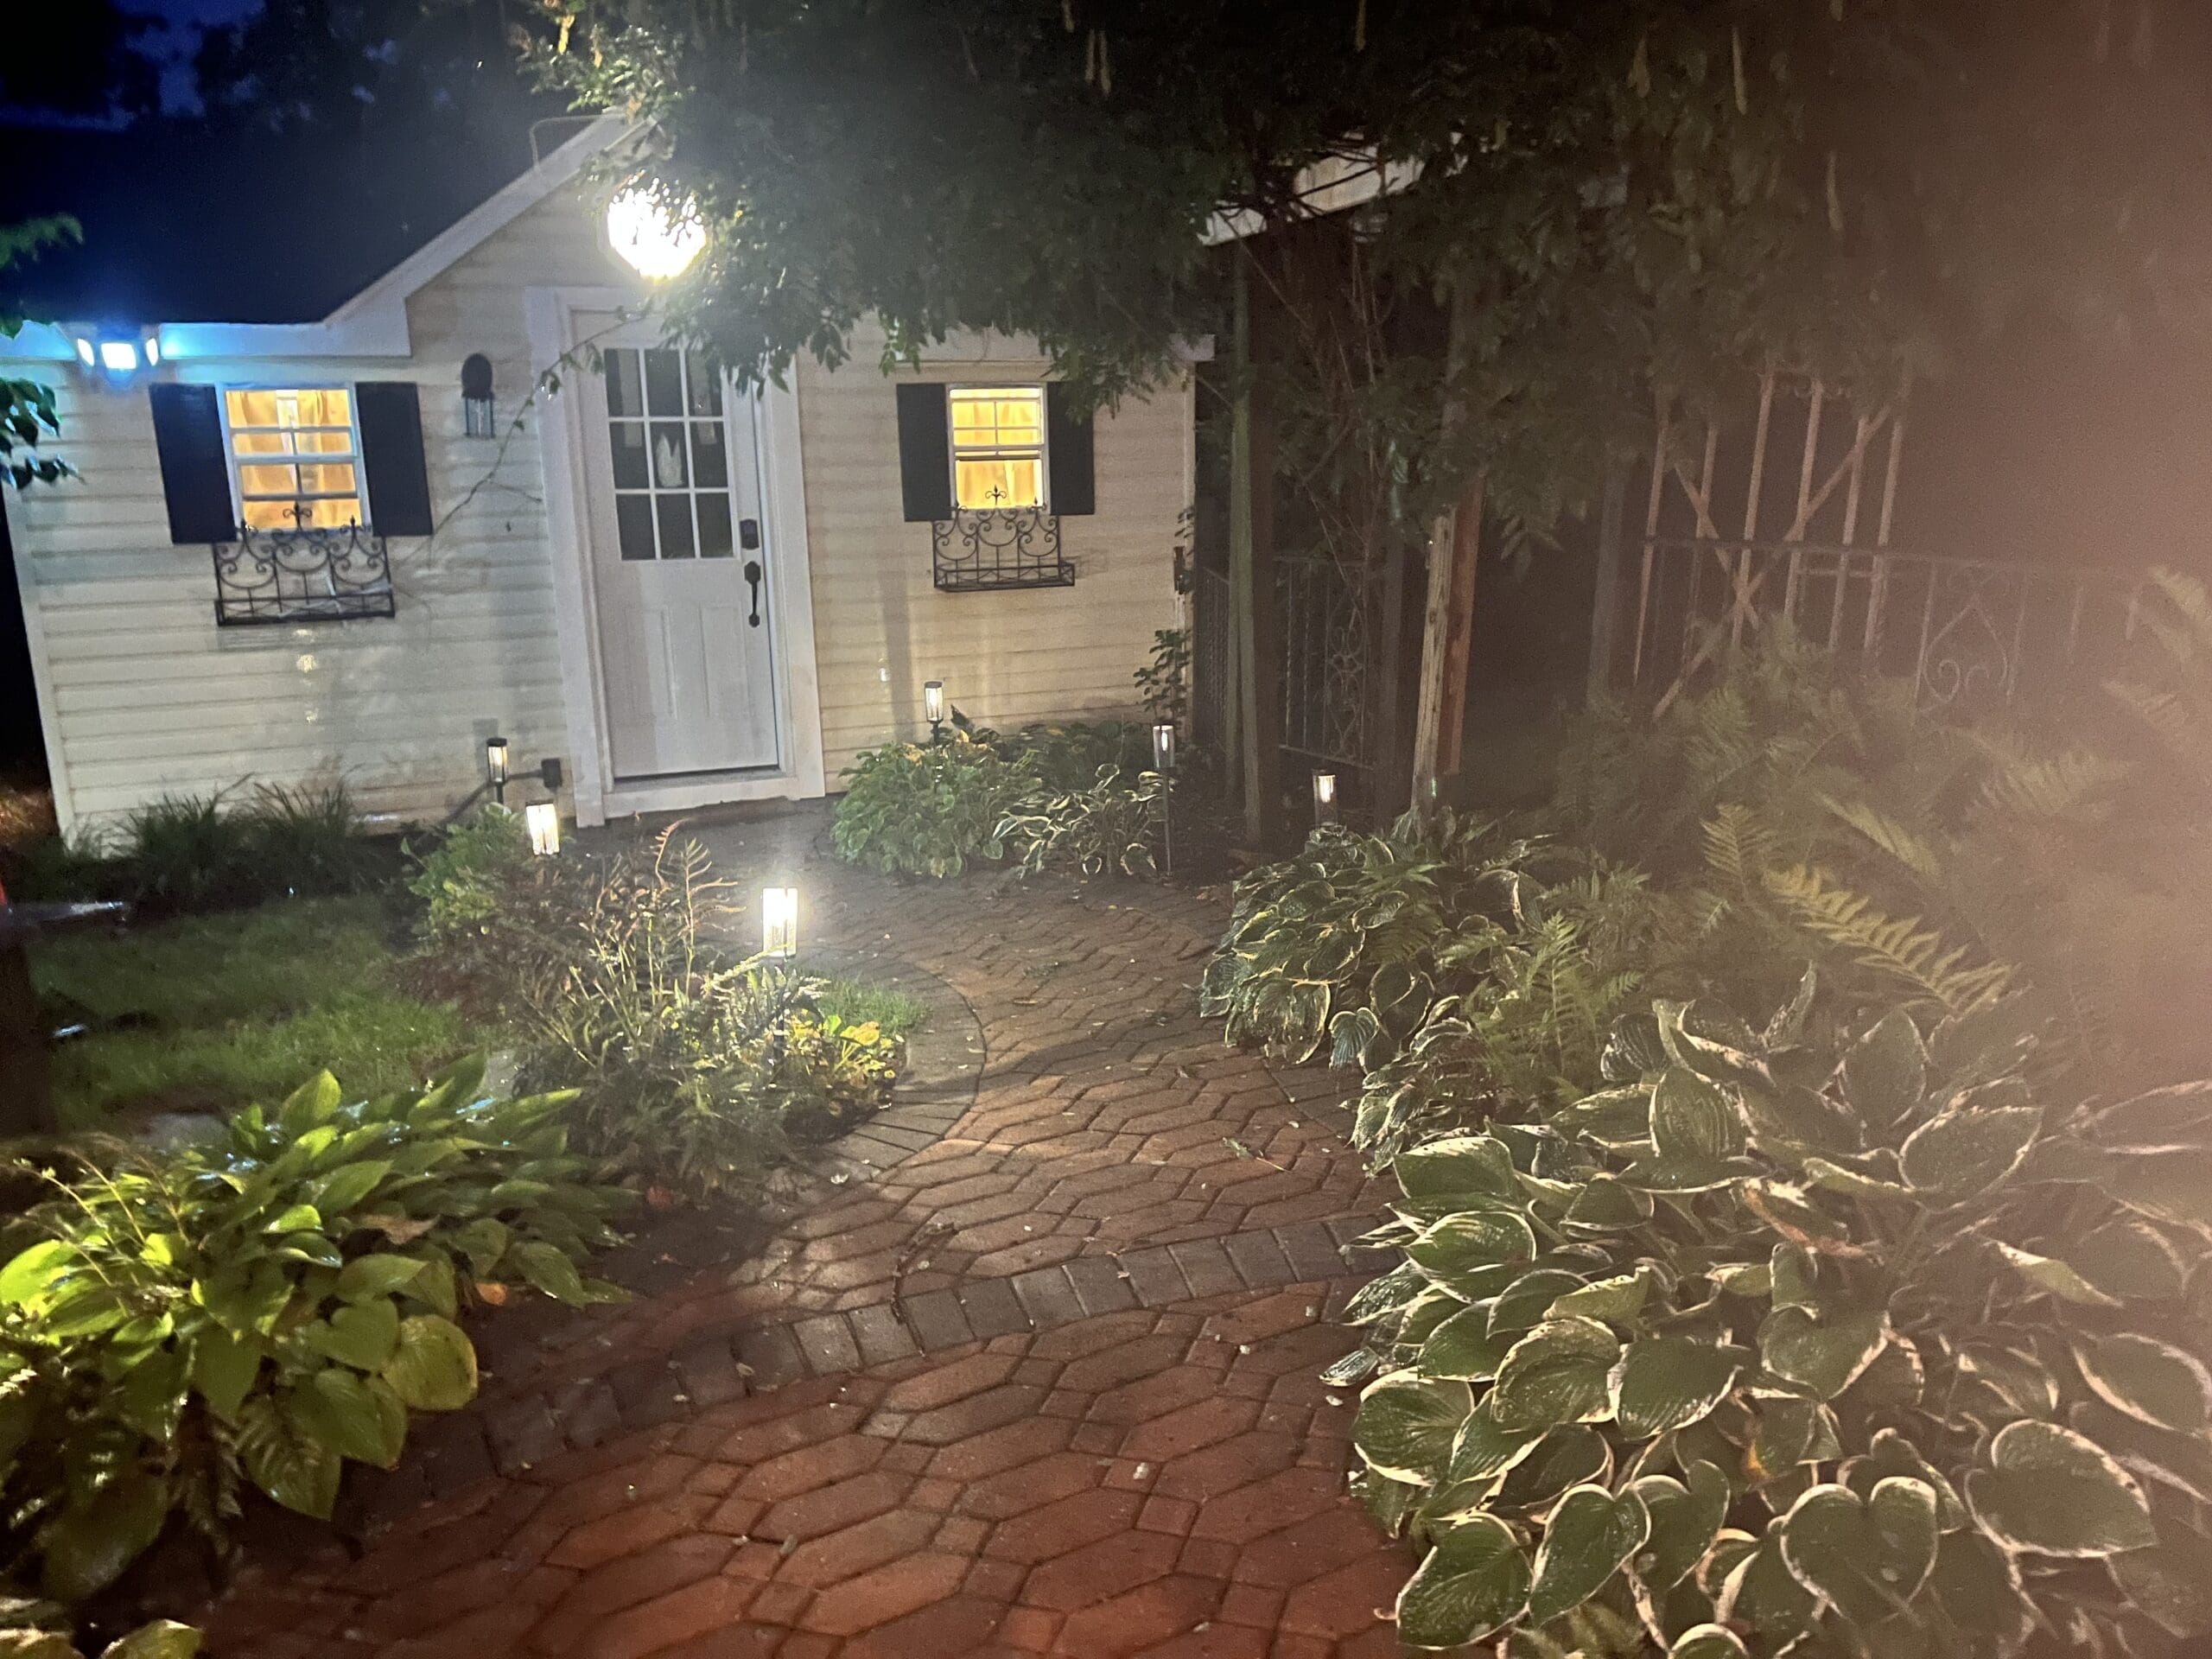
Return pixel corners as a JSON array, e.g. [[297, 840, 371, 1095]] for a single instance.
[[224, 387, 366, 532], [605, 348, 735, 561], [949, 386, 1046, 510]]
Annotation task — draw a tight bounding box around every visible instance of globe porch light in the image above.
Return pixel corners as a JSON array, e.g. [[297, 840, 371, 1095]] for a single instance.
[[762, 887, 800, 958], [607, 186, 706, 281], [524, 802, 562, 856]]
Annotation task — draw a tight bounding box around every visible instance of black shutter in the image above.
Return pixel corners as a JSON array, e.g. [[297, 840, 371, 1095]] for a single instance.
[[355, 382, 434, 537], [148, 385, 234, 544], [895, 383, 953, 522], [1046, 384, 1095, 516]]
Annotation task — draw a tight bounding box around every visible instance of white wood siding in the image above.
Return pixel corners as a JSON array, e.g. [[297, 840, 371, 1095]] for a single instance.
[[797, 334, 1186, 780], [8, 187, 1190, 832]]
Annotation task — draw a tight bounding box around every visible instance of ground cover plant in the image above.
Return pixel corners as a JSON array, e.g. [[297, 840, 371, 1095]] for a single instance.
[[32, 898, 481, 1130], [0, 1060, 626, 1604]]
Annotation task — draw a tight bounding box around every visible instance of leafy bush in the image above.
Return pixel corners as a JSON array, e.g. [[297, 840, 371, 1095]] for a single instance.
[[516, 833, 905, 1196], [0, 1061, 625, 1601], [0, 1611, 197, 1659], [406, 804, 533, 943], [830, 734, 1036, 878], [995, 765, 1162, 877], [1134, 628, 1190, 728], [1343, 981, 2212, 1656], [1007, 721, 1153, 791]]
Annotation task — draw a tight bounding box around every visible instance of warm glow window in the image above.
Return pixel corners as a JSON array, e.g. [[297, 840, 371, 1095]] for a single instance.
[[949, 386, 1046, 511], [224, 388, 366, 531]]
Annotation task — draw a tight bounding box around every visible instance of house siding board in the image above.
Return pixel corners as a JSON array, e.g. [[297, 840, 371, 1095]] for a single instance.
[[10, 186, 1189, 832]]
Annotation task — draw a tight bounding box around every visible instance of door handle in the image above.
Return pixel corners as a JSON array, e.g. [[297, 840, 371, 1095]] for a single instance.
[[744, 560, 763, 626]]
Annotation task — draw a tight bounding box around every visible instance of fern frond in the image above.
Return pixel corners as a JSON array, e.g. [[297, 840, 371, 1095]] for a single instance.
[[1821, 795, 1948, 880], [1764, 864, 2013, 1014], [1974, 746, 2129, 823], [1700, 804, 1779, 898]]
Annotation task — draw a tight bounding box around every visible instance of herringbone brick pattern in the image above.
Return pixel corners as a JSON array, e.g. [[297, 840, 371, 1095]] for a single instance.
[[198, 808, 1409, 1656]]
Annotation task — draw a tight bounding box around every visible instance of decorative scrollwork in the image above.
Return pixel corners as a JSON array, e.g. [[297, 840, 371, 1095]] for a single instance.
[[931, 508, 1073, 593], [211, 524, 396, 627]]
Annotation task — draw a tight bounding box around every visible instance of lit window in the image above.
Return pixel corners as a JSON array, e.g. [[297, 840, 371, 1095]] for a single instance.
[[224, 388, 365, 531], [949, 386, 1046, 511]]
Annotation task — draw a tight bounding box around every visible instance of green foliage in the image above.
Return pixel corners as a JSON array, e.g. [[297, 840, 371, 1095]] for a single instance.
[[830, 734, 1035, 879], [0, 1607, 198, 1659], [32, 898, 481, 1128], [995, 765, 1162, 878], [514, 833, 905, 1196], [0, 218, 80, 492], [1342, 982, 2212, 1657], [0, 1061, 626, 1600], [10, 784, 379, 918], [1134, 630, 1190, 728], [406, 805, 535, 944]]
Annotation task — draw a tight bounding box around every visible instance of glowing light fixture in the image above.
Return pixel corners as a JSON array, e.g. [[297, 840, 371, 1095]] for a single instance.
[[1313, 770, 1339, 824], [73, 338, 93, 367], [1152, 722, 1178, 773], [761, 887, 800, 958], [485, 735, 510, 804], [525, 801, 562, 856], [607, 186, 706, 281], [924, 679, 946, 743]]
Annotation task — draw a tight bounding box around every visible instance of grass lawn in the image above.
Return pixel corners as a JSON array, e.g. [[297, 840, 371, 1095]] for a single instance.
[[32, 895, 488, 1128]]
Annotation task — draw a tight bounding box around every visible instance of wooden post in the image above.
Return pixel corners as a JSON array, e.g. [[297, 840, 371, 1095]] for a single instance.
[[1585, 461, 1629, 702], [1408, 279, 1484, 806], [1227, 254, 1280, 848]]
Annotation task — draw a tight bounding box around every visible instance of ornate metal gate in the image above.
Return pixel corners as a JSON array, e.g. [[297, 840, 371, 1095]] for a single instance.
[[1277, 551, 1381, 774]]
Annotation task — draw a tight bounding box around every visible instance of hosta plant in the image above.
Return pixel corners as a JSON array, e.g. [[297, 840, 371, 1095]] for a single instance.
[[0, 1608, 197, 1659], [830, 733, 1037, 878], [0, 1061, 626, 1601], [1342, 977, 2212, 1657], [995, 765, 1163, 878], [1200, 810, 1579, 1067]]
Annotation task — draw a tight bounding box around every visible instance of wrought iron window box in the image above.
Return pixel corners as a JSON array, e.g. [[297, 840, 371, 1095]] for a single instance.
[[931, 507, 1075, 593], [211, 524, 397, 626]]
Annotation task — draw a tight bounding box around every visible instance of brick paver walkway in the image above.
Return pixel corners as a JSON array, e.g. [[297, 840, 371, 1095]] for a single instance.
[[200, 807, 1409, 1659]]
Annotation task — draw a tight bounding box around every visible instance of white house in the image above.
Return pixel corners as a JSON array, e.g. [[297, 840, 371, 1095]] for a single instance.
[[3, 118, 1191, 833]]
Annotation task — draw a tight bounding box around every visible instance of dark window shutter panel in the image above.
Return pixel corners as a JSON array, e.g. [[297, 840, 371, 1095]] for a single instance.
[[894, 383, 952, 522], [1046, 384, 1095, 516], [355, 382, 434, 537], [148, 385, 234, 544]]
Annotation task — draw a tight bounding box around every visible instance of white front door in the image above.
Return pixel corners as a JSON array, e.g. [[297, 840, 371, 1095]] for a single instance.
[[576, 319, 779, 779]]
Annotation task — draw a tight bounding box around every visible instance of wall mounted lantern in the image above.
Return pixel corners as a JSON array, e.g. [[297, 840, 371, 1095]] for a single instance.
[[72, 328, 161, 381], [461, 353, 496, 439]]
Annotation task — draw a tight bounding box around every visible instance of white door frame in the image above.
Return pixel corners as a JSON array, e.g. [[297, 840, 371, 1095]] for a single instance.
[[526, 286, 826, 826]]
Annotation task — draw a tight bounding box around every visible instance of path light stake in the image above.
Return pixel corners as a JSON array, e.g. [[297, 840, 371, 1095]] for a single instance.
[[485, 736, 510, 805], [924, 679, 946, 746], [1312, 769, 1339, 826], [761, 887, 799, 958], [524, 802, 562, 856], [1152, 721, 1178, 877]]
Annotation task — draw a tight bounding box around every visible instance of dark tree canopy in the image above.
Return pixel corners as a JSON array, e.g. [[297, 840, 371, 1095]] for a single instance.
[[530, 1, 2212, 521]]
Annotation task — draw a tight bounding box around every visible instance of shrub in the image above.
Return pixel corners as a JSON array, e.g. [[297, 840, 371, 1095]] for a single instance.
[[1134, 628, 1191, 728], [830, 734, 1036, 878], [1006, 721, 1151, 791], [516, 833, 905, 1196], [995, 764, 1162, 877], [0, 1060, 625, 1602], [405, 805, 535, 944], [1341, 981, 2212, 1656]]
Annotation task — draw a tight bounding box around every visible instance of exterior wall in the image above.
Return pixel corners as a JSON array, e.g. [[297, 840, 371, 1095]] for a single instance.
[[9, 185, 1192, 832], [10, 185, 635, 834], [798, 330, 1187, 780]]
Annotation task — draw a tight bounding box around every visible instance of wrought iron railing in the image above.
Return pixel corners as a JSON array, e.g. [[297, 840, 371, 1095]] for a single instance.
[[930, 508, 1074, 592], [1279, 551, 1380, 769], [1626, 537, 2156, 715], [211, 524, 397, 626]]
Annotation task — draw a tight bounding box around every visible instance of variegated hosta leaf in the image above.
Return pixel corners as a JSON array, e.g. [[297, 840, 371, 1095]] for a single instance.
[[1758, 1305, 1889, 1399], [1838, 1008, 1928, 1132], [1526, 1484, 1649, 1625], [1490, 1319, 1621, 1432], [1994, 1243, 2120, 1307], [2073, 1332, 2212, 1434], [1669, 1625, 1749, 1659], [1649, 1066, 1742, 1166], [1963, 1420, 2157, 1557], [1353, 1375, 1472, 1483], [1611, 1337, 1745, 1438], [1395, 1515, 1530, 1650], [1406, 1211, 1538, 1289], [1394, 1135, 1520, 1201], [1897, 1103, 2042, 1195], [2063, 1218, 2187, 1301], [2108, 1517, 2212, 1639], [1628, 1459, 1730, 1596], [1776, 1478, 1938, 1628]]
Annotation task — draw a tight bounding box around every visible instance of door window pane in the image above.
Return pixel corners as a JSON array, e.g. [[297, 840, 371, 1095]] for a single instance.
[[604, 351, 645, 417], [656, 495, 696, 558], [616, 495, 657, 560], [687, 353, 723, 416], [610, 422, 649, 489], [697, 494, 734, 558], [644, 349, 683, 416], [650, 423, 690, 488], [690, 421, 726, 487]]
